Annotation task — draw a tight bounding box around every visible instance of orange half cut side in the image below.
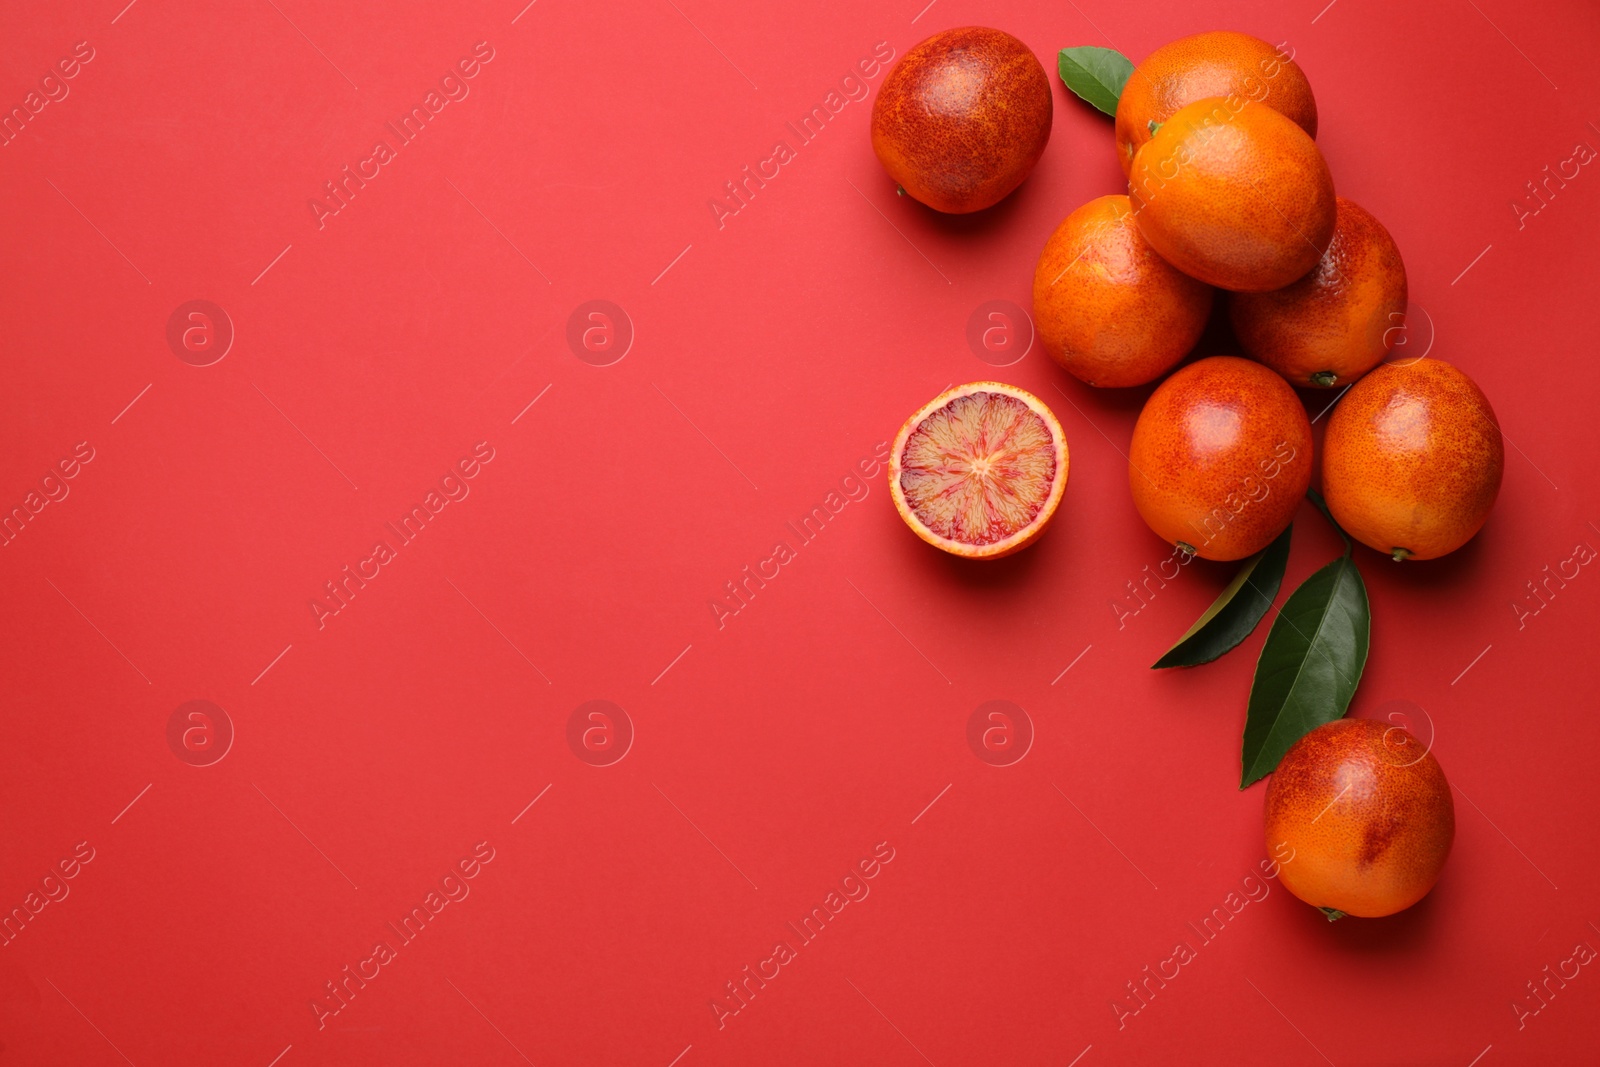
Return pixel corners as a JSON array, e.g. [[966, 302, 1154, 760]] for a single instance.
[[889, 382, 1069, 559]]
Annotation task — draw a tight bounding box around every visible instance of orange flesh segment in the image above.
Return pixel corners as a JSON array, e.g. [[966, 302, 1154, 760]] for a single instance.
[[898, 391, 1058, 546]]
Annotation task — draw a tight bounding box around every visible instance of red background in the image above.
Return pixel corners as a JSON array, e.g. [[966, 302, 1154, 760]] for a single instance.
[[2, 0, 1598, 1064]]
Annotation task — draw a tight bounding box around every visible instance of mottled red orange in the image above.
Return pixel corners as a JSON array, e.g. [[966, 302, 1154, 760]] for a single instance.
[[1322, 358, 1504, 560], [1129, 96, 1335, 292], [1128, 356, 1312, 561], [1232, 197, 1408, 388], [1114, 31, 1317, 176], [1033, 194, 1213, 388], [1265, 718, 1454, 919], [871, 27, 1051, 214]]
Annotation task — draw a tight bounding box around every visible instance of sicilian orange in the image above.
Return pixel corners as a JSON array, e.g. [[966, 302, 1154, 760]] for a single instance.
[[889, 383, 1068, 558], [1232, 198, 1408, 388], [871, 27, 1052, 213], [1115, 31, 1317, 175], [1127, 356, 1312, 561], [1264, 718, 1454, 919], [1032, 194, 1213, 387], [1129, 96, 1335, 292], [1321, 358, 1504, 560]]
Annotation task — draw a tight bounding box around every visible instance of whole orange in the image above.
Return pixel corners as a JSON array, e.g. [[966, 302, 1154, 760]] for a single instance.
[[1032, 194, 1213, 387], [1265, 718, 1454, 919], [1231, 198, 1408, 388], [1322, 358, 1503, 560], [1127, 356, 1312, 561], [1115, 31, 1317, 175], [871, 27, 1052, 213], [1129, 96, 1336, 292]]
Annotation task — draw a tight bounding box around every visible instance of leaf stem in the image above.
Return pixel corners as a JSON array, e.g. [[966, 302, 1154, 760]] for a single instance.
[[1304, 487, 1351, 554]]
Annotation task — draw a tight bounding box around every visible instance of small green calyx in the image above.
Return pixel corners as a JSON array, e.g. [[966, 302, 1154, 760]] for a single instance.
[[1310, 371, 1339, 387]]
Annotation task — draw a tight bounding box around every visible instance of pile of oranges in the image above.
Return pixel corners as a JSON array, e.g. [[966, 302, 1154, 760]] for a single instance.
[[1041, 31, 1503, 566], [873, 28, 1489, 918], [875, 27, 1503, 567]]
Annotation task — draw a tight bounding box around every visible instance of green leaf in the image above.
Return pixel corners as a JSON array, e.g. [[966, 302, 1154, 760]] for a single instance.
[[1152, 524, 1293, 669], [1239, 552, 1371, 787], [1057, 46, 1134, 117]]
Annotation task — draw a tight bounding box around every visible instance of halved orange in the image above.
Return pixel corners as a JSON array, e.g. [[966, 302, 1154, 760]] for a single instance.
[[889, 382, 1069, 559]]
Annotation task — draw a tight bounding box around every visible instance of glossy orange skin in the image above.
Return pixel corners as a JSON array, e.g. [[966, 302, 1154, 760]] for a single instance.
[[1032, 195, 1213, 387], [1232, 198, 1408, 388], [1129, 96, 1335, 292], [1115, 31, 1317, 176], [871, 27, 1052, 213], [1128, 356, 1312, 561], [1265, 719, 1454, 918], [1322, 359, 1504, 560]]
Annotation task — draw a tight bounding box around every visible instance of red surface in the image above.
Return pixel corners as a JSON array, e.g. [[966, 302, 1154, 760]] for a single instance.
[[2, 1, 1598, 1064]]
